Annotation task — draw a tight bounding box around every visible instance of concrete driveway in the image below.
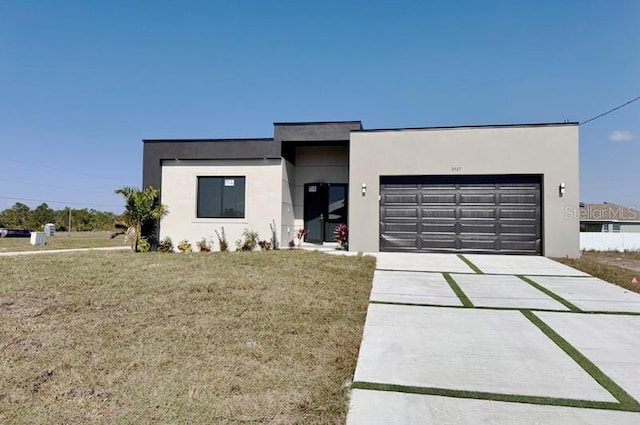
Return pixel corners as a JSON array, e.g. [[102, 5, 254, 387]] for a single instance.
[[347, 253, 640, 424]]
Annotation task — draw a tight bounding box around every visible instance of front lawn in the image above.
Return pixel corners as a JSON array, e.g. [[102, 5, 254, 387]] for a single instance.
[[0, 250, 375, 424], [0, 231, 125, 253]]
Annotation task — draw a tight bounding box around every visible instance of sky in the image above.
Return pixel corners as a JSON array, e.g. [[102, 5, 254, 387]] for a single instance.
[[0, 0, 638, 213]]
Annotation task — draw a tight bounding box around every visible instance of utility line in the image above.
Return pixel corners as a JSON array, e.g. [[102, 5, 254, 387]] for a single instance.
[[0, 195, 121, 209], [580, 95, 640, 126]]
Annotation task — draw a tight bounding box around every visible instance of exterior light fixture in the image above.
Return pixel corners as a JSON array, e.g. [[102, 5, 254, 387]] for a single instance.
[[362, 183, 367, 196], [559, 182, 565, 197]]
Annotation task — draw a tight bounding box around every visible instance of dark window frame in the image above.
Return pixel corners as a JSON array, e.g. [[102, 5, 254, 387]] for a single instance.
[[196, 176, 246, 219]]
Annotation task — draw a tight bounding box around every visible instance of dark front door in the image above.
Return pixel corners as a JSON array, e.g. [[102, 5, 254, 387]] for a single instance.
[[304, 183, 348, 243]]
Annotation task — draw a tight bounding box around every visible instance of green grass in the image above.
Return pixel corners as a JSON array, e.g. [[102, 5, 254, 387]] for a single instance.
[[351, 381, 631, 411], [457, 254, 484, 274], [0, 231, 125, 253], [517, 275, 582, 312], [0, 250, 376, 424], [555, 252, 640, 295], [521, 310, 640, 411], [443, 273, 474, 307]]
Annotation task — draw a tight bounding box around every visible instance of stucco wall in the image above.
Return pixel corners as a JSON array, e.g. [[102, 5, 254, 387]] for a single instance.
[[281, 159, 296, 245], [348, 125, 580, 257], [160, 159, 282, 251], [293, 145, 349, 228]]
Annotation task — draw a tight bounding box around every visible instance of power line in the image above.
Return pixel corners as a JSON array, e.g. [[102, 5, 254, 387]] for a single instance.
[[580, 95, 640, 126], [0, 195, 122, 209]]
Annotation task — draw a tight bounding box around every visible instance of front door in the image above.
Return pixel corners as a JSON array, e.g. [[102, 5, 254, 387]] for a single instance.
[[304, 183, 348, 243]]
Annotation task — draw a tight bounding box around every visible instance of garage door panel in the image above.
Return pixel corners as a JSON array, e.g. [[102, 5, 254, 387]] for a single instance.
[[422, 208, 456, 218], [458, 222, 498, 234], [459, 194, 497, 204], [383, 222, 419, 233], [384, 194, 419, 204], [384, 208, 419, 218], [421, 194, 457, 204], [380, 175, 542, 255]]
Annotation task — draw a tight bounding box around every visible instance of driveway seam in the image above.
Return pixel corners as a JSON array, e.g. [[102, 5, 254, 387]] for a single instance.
[[517, 275, 582, 312], [351, 381, 633, 412], [457, 254, 484, 274], [521, 310, 640, 411], [442, 273, 474, 307]]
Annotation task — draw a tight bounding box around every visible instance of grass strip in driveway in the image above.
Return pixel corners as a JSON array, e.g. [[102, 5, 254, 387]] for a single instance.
[[457, 254, 484, 274], [521, 310, 640, 411], [443, 273, 474, 307], [351, 381, 634, 412], [517, 275, 582, 312]]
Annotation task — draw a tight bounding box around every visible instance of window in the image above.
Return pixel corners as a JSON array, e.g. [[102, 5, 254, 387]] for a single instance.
[[613, 223, 621, 232], [197, 176, 245, 218]]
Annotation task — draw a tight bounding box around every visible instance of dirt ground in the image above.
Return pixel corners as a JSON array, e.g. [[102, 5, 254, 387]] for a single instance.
[[583, 251, 640, 272]]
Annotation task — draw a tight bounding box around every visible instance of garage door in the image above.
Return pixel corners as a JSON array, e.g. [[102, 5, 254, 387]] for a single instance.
[[380, 175, 542, 254]]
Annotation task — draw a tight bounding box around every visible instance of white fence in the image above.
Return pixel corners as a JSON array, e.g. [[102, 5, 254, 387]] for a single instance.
[[580, 232, 640, 252]]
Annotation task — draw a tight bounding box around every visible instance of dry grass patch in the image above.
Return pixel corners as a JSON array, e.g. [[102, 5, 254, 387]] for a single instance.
[[0, 250, 375, 424], [555, 251, 640, 295], [0, 231, 125, 253]]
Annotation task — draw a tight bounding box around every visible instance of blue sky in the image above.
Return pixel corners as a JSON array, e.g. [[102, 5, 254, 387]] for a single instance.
[[1, 0, 638, 212]]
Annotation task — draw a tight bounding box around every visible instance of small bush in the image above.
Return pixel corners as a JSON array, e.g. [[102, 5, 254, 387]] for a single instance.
[[137, 237, 151, 253], [158, 236, 174, 253], [258, 240, 273, 251], [269, 220, 279, 250], [288, 239, 296, 249], [235, 239, 243, 252], [197, 238, 211, 252], [177, 239, 192, 252], [215, 227, 229, 252], [242, 229, 259, 251]]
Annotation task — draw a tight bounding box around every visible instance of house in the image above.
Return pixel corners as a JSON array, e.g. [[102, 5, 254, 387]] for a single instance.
[[579, 202, 640, 232], [142, 120, 580, 257]]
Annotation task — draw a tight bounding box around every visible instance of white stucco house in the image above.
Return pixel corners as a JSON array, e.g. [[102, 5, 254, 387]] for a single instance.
[[142, 120, 580, 257]]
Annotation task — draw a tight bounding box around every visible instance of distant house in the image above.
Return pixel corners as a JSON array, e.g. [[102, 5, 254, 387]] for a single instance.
[[579, 202, 640, 232]]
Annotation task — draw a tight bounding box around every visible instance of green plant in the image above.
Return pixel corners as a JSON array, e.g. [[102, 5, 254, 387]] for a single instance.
[[242, 229, 259, 251], [197, 238, 211, 252], [177, 239, 192, 252], [114, 186, 168, 252], [333, 224, 348, 249], [137, 237, 151, 253], [269, 219, 279, 250], [258, 240, 273, 251], [288, 239, 296, 249], [157, 236, 174, 253], [235, 239, 243, 251], [214, 227, 229, 252]]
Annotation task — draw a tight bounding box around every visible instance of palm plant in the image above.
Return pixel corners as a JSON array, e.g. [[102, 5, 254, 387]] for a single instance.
[[113, 186, 168, 252]]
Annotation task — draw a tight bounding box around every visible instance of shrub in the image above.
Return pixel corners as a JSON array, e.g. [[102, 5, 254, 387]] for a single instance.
[[258, 240, 273, 251], [269, 219, 279, 250], [288, 239, 295, 249], [197, 238, 211, 252], [137, 237, 151, 253], [334, 224, 348, 250], [235, 239, 243, 251], [177, 239, 192, 252], [157, 236, 174, 253], [214, 227, 229, 252], [242, 229, 259, 251]]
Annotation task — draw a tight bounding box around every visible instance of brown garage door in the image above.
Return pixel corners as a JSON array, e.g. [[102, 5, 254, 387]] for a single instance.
[[380, 175, 542, 254]]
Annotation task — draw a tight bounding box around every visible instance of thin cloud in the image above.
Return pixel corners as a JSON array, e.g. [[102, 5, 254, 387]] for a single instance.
[[609, 130, 635, 141]]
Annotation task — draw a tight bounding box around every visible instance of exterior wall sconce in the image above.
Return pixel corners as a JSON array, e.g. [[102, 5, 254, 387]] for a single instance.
[[362, 183, 367, 196], [559, 182, 565, 197]]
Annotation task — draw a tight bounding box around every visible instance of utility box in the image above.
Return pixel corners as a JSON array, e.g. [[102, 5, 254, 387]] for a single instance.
[[30, 232, 46, 246], [44, 223, 55, 237]]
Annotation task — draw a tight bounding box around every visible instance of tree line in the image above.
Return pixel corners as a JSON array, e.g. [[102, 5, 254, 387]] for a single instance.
[[0, 202, 119, 232]]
